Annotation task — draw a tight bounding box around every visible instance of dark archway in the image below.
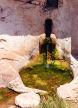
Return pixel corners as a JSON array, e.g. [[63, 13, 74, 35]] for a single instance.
[[45, 19, 53, 37], [46, 0, 58, 8], [39, 19, 56, 63]]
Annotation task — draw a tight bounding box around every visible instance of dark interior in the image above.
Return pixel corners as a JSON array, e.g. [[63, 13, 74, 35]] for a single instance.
[[39, 18, 55, 61], [45, 19, 52, 37], [26, 1, 32, 4], [46, 0, 58, 8]]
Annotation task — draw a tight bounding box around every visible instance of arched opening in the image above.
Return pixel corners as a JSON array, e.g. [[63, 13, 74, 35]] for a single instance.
[[39, 19, 56, 63], [46, 0, 58, 8], [45, 19, 52, 37]]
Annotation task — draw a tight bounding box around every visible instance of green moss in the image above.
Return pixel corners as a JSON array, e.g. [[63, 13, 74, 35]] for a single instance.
[[0, 88, 10, 94], [20, 60, 73, 95], [51, 47, 60, 60], [0, 94, 4, 100]]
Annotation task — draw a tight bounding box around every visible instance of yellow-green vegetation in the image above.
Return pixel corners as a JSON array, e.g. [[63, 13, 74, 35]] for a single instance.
[[19, 38, 73, 108], [20, 61, 73, 95]]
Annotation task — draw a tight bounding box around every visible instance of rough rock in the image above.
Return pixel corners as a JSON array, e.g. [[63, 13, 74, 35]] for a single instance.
[[39, 33, 46, 45], [0, 34, 46, 94], [15, 92, 40, 108], [50, 34, 71, 60], [57, 54, 78, 101], [57, 76, 78, 102], [56, 37, 71, 60], [50, 34, 57, 44], [52, 36, 78, 101]]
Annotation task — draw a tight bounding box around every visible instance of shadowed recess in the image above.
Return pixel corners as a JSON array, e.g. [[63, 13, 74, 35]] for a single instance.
[[46, 0, 58, 8], [45, 19, 52, 37]]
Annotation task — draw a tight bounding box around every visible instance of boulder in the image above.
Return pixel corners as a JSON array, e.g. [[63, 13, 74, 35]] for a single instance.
[[39, 33, 46, 45], [50, 35, 71, 60], [57, 77, 78, 102], [57, 55, 78, 101], [50, 34, 57, 44], [55, 37, 78, 101], [15, 92, 40, 108], [56, 37, 71, 60], [0, 35, 46, 94]]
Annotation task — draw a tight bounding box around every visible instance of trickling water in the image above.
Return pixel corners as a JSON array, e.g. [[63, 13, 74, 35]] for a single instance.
[[40, 18, 56, 64], [40, 37, 56, 64]]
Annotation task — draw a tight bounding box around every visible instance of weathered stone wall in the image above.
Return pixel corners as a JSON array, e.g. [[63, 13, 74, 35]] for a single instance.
[[0, 0, 78, 54], [53, 0, 78, 55], [0, 0, 46, 36], [70, 0, 78, 54]]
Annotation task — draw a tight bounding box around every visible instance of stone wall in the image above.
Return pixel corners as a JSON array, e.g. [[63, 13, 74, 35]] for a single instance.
[[70, 0, 78, 54], [0, 0, 78, 54], [53, 0, 78, 55]]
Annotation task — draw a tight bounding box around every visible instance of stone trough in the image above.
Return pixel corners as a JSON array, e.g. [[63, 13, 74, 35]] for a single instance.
[[0, 34, 78, 107]]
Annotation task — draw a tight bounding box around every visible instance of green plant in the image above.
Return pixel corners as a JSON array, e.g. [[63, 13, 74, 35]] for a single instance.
[[39, 95, 73, 108]]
